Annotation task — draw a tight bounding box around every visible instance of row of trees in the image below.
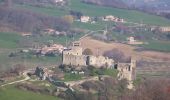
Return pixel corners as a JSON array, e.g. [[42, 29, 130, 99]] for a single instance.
[[0, 7, 70, 33]]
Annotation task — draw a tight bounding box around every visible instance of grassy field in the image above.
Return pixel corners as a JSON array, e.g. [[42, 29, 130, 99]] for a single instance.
[[0, 85, 60, 100], [29, 33, 85, 46], [72, 21, 104, 31], [0, 32, 21, 49], [141, 40, 170, 52]]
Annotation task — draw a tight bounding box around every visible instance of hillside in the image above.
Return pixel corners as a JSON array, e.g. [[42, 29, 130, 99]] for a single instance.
[[0, 0, 170, 30], [82, 0, 128, 9], [70, 0, 170, 26], [0, 7, 70, 33], [123, 0, 170, 11]]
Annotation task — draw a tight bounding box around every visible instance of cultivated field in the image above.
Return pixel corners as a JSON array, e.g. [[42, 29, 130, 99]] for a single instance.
[[80, 37, 170, 61]]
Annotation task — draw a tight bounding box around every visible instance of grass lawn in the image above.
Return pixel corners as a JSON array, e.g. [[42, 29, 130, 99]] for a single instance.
[[102, 69, 118, 77], [64, 73, 82, 81], [0, 85, 60, 100], [141, 40, 170, 52], [94, 69, 118, 77]]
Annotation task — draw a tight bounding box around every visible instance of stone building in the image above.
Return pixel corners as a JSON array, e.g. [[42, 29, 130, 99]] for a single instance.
[[62, 41, 136, 89], [87, 55, 114, 68], [117, 59, 136, 89], [62, 41, 114, 68]]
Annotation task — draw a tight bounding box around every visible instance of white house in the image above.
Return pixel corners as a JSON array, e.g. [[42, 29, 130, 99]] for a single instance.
[[80, 16, 91, 23]]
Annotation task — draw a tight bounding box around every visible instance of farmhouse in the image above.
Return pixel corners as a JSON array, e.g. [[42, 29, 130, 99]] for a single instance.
[[127, 36, 144, 45], [159, 27, 170, 32], [55, 0, 63, 3], [103, 15, 125, 23], [41, 44, 65, 55], [43, 29, 66, 36], [80, 16, 91, 23]]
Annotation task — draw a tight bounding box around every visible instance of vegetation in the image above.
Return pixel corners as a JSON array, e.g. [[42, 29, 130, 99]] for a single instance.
[[141, 40, 170, 52], [103, 48, 130, 62], [82, 48, 93, 55], [0, 85, 60, 100], [0, 32, 21, 49], [0, 7, 70, 33], [122, 78, 170, 100], [70, 0, 170, 26], [64, 73, 82, 81]]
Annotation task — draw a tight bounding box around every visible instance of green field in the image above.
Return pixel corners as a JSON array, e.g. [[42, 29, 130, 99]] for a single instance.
[[64, 73, 82, 81], [0, 85, 60, 100], [70, 0, 170, 26], [72, 21, 104, 31], [141, 40, 170, 52], [0, 32, 21, 49], [29, 33, 85, 45]]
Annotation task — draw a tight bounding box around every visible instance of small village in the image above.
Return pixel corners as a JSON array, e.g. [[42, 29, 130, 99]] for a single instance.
[[0, 0, 170, 100]]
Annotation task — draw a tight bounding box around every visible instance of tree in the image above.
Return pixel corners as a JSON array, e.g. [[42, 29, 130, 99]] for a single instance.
[[83, 48, 93, 55], [103, 48, 130, 62], [69, 10, 83, 19], [63, 15, 74, 24], [122, 79, 170, 100]]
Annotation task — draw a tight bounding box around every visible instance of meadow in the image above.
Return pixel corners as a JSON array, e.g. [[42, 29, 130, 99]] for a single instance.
[[0, 85, 60, 100], [141, 40, 170, 52], [70, 0, 170, 26], [0, 32, 21, 49]]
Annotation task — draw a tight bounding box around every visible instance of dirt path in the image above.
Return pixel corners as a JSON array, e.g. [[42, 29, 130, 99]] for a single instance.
[[0, 70, 31, 87]]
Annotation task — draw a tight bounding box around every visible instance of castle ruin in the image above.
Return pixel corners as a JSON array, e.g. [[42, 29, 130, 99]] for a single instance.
[[62, 41, 136, 89]]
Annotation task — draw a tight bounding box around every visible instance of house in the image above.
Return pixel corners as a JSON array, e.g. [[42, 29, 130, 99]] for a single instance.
[[55, 0, 63, 3], [103, 15, 125, 23], [43, 29, 66, 36], [80, 16, 91, 23], [127, 36, 144, 45], [103, 15, 115, 21], [127, 36, 135, 43], [54, 0, 66, 5], [159, 27, 170, 32], [21, 32, 32, 37], [43, 28, 55, 35], [41, 44, 65, 55]]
